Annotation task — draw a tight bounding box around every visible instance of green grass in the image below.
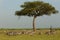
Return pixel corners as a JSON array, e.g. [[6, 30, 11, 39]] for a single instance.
[[0, 28, 60, 30], [0, 33, 60, 40], [0, 29, 60, 40]]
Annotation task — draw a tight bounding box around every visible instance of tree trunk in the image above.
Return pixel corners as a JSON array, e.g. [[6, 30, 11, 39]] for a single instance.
[[33, 16, 36, 32]]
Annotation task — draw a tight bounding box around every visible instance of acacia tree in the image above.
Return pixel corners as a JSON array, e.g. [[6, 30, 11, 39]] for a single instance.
[[15, 1, 58, 32]]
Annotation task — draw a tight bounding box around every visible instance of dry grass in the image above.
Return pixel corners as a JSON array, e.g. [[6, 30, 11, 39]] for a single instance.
[[0, 29, 60, 40]]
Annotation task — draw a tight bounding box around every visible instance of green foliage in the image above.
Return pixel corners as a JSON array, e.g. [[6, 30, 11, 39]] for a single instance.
[[15, 1, 58, 17]]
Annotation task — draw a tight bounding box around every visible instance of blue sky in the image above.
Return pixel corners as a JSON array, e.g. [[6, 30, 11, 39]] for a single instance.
[[0, 0, 60, 28]]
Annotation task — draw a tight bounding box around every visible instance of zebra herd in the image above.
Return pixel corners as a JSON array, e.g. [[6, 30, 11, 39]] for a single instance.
[[6, 30, 56, 36], [6, 31, 36, 36]]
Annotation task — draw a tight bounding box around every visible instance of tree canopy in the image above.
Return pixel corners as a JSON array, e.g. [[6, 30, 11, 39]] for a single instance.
[[15, 1, 58, 17]]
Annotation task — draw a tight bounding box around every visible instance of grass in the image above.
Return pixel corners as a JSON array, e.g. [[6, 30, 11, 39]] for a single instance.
[[0, 29, 60, 40]]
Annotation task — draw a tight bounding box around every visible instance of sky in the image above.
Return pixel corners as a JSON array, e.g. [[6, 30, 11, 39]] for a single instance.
[[0, 0, 60, 28]]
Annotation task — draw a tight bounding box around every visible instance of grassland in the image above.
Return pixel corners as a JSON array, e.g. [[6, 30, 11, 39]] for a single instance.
[[0, 28, 60, 40]]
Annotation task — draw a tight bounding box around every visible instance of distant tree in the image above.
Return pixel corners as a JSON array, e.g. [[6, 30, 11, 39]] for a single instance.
[[15, 1, 58, 32]]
